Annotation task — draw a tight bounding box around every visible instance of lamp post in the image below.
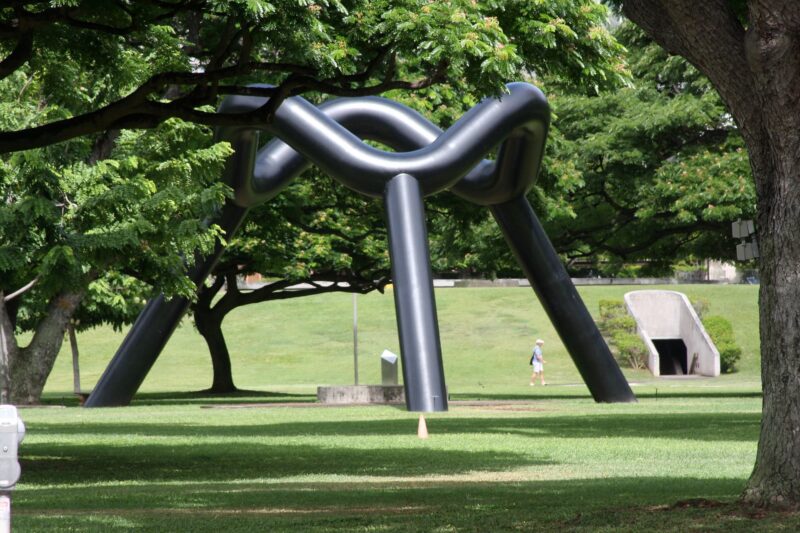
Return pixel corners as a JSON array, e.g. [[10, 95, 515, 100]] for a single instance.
[[353, 293, 358, 386]]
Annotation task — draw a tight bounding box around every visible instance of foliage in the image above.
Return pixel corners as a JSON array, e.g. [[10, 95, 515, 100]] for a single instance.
[[0, 54, 235, 402], [1, 0, 631, 400], [613, 331, 648, 370], [539, 23, 755, 272], [599, 299, 623, 321], [433, 22, 755, 278], [186, 0, 630, 388], [703, 315, 741, 374], [491, 0, 628, 94], [0, 0, 627, 153], [597, 299, 647, 369], [220, 172, 389, 285], [1, 110, 232, 333]]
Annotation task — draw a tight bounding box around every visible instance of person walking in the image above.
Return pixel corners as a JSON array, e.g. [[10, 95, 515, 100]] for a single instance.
[[529, 339, 546, 386]]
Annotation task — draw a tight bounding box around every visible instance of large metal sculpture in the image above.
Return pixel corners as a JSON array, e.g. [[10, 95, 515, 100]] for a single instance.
[[85, 82, 636, 411]]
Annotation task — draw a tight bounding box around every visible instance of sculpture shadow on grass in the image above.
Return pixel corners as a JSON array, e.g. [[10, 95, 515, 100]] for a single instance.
[[25, 411, 759, 442], [41, 390, 315, 408], [451, 389, 763, 401], [22, 442, 547, 485]]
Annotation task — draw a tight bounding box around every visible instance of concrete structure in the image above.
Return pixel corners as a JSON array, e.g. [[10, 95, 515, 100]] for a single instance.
[[317, 385, 405, 405], [624, 290, 720, 377]]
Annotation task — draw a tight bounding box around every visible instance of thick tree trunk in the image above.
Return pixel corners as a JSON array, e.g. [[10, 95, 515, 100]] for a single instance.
[[8, 292, 84, 404], [740, 3, 800, 508], [623, 0, 800, 509], [745, 160, 800, 507], [194, 306, 238, 393]]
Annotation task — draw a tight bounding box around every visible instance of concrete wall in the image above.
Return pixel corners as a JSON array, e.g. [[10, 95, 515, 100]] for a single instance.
[[624, 290, 720, 377]]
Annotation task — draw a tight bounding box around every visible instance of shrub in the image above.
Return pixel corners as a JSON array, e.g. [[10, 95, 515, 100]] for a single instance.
[[607, 315, 636, 332], [597, 299, 648, 369], [703, 315, 733, 338], [612, 331, 648, 369], [717, 344, 742, 373], [599, 299, 626, 322], [702, 315, 741, 373]]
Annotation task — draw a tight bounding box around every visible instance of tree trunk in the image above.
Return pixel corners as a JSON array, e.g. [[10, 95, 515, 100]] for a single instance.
[[194, 300, 238, 394], [0, 297, 19, 404], [9, 291, 84, 404], [193, 274, 239, 393], [744, 155, 800, 507], [622, 0, 800, 508], [739, 4, 800, 508]]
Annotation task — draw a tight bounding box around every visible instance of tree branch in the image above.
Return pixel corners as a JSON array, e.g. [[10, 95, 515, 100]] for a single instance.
[[622, 0, 762, 144], [195, 271, 226, 311], [2, 277, 38, 302], [0, 29, 33, 82], [621, 0, 688, 58], [559, 219, 725, 259], [236, 276, 384, 307], [0, 58, 446, 154]]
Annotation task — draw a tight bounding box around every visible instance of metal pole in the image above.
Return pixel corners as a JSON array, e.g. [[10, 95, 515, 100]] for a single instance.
[[384, 173, 447, 412], [68, 324, 80, 394], [490, 196, 636, 403], [353, 293, 358, 385]]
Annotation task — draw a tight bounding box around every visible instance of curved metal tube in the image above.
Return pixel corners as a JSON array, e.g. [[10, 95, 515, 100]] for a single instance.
[[235, 97, 444, 206], [86, 82, 634, 409], [490, 197, 636, 402], [220, 82, 549, 202]]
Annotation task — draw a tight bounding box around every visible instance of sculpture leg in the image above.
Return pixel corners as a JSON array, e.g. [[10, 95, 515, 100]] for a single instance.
[[384, 174, 448, 412], [490, 196, 636, 403], [84, 202, 249, 407]]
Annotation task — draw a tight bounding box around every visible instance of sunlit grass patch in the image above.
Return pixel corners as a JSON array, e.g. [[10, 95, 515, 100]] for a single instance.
[[13, 394, 784, 532]]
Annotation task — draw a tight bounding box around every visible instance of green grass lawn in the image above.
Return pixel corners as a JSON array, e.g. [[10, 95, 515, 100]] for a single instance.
[[16, 283, 789, 531], [17, 395, 793, 532], [42, 284, 762, 400]]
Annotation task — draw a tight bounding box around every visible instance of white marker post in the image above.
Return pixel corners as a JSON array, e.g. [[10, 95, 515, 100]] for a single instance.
[[0, 405, 24, 533], [0, 495, 8, 533]]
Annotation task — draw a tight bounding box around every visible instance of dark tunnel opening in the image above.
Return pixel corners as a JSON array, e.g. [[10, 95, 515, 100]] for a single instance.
[[653, 338, 688, 375]]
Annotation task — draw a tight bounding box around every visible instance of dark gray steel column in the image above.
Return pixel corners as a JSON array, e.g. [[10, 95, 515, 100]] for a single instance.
[[84, 202, 249, 407], [491, 196, 636, 403], [384, 174, 447, 412]]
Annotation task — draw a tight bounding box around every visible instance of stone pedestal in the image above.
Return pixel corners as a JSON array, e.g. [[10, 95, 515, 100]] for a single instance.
[[317, 385, 405, 405]]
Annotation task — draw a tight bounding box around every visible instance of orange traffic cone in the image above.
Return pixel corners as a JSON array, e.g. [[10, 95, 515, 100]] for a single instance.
[[417, 414, 429, 439]]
